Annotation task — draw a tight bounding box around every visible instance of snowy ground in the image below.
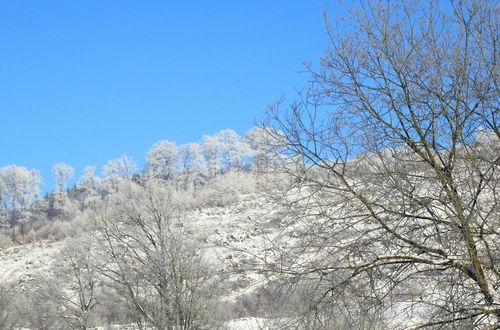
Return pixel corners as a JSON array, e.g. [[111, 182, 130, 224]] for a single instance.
[[0, 194, 285, 329], [226, 317, 266, 330], [0, 240, 63, 287]]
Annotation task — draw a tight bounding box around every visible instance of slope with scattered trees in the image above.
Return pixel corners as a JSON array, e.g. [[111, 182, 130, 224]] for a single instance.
[[0, 1, 498, 329]]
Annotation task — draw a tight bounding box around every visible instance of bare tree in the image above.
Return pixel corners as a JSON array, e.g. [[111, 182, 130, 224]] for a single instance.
[[92, 178, 218, 329], [17, 282, 63, 330], [263, 0, 499, 328], [53, 237, 99, 329]]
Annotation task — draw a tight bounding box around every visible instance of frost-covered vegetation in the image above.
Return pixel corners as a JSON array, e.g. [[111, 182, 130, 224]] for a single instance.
[[0, 128, 284, 329], [1, 0, 499, 329]]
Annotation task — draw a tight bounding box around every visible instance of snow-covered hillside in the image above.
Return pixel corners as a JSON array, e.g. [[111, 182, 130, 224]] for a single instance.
[[0, 185, 287, 329]]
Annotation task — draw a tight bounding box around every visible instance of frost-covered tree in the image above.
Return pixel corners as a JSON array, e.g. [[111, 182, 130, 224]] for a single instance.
[[179, 143, 204, 174], [79, 166, 99, 190], [145, 140, 179, 180], [201, 130, 252, 176], [217, 129, 251, 171], [52, 162, 74, 193], [73, 166, 101, 210], [179, 143, 206, 189], [48, 162, 75, 219], [0, 165, 41, 228], [102, 155, 137, 179], [101, 155, 137, 193], [202, 134, 222, 178], [245, 126, 277, 172]]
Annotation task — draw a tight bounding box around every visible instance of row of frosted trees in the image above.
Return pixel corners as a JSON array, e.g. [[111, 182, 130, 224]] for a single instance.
[[0, 127, 273, 230], [144, 128, 266, 181]]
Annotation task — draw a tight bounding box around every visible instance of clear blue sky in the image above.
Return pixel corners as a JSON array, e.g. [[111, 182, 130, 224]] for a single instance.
[[0, 0, 338, 192]]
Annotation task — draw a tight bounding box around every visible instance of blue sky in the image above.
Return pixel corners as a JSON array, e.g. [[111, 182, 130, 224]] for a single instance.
[[0, 0, 338, 192]]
